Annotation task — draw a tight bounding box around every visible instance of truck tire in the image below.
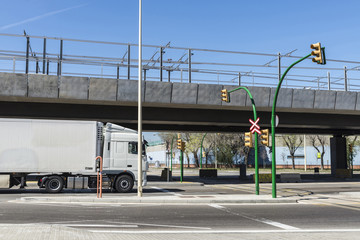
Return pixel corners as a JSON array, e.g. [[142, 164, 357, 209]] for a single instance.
[[45, 176, 64, 193], [115, 175, 134, 193]]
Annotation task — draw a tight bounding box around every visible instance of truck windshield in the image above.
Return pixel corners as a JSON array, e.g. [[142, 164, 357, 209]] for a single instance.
[[128, 142, 146, 155]]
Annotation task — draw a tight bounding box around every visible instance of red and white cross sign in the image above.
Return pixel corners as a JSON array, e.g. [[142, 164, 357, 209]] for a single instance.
[[249, 117, 261, 134]]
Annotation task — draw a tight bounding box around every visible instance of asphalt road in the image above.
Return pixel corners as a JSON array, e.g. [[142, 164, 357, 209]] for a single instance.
[[2, 198, 360, 239], [1, 179, 360, 239], [2, 199, 360, 230]]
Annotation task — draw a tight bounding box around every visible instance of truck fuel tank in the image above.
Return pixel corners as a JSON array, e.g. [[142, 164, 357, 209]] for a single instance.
[[67, 177, 88, 189]]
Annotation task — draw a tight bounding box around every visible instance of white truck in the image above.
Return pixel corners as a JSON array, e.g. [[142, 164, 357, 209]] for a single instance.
[[0, 118, 148, 193]]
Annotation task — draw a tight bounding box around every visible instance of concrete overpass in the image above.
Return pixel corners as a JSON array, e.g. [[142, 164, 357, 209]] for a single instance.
[[0, 72, 360, 134]]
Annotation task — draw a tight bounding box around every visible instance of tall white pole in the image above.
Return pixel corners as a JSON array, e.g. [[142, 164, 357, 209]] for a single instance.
[[137, 0, 143, 197]]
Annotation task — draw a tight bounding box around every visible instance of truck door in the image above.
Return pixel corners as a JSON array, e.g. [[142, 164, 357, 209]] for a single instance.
[[126, 141, 138, 170], [110, 141, 127, 169]]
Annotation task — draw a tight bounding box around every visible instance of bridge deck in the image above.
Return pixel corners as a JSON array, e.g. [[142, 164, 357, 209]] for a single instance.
[[0, 72, 359, 134]]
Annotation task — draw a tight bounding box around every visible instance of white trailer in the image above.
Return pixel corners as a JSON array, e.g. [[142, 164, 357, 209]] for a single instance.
[[0, 118, 148, 193]]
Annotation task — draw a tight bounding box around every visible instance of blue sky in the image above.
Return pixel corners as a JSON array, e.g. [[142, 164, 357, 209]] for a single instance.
[[1, 0, 359, 56], [0, 1, 358, 80], [1, 0, 359, 141]]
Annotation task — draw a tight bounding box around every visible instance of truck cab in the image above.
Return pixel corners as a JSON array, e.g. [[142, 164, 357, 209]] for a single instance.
[[102, 123, 148, 192]]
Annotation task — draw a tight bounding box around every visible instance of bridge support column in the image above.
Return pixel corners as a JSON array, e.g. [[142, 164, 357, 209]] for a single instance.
[[330, 136, 347, 176]]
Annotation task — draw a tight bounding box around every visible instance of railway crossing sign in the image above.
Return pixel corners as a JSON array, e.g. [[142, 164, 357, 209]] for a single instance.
[[249, 117, 261, 134]]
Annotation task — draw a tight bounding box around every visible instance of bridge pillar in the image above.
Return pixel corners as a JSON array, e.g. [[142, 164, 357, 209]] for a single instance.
[[330, 136, 347, 176]]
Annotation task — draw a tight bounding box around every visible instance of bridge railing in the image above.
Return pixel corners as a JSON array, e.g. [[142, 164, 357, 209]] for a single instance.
[[0, 33, 359, 91]]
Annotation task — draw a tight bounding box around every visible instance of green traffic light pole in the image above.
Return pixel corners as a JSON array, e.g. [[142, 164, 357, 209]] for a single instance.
[[180, 149, 183, 182], [170, 136, 175, 172], [271, 53, 311, 198], [200, 133, 207, 169], [227, 87, 259, 195]]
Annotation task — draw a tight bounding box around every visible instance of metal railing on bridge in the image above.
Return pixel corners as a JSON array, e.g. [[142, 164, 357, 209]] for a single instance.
[[0, 33, 359, 91]]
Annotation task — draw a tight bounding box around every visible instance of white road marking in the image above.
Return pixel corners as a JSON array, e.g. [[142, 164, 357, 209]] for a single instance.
[[105, 221, 211, 230], [208, 204, 299, 230], [208, 204, 226, 210], [89, 228, 360, 234], [38, 220, 93, 225], [151, 186, 183, 196], [63, 224, 138, 228], [259, 219, 299, 230]]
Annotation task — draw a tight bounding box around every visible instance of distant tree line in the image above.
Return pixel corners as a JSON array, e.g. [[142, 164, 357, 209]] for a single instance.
[[158, 132, 359, 169]]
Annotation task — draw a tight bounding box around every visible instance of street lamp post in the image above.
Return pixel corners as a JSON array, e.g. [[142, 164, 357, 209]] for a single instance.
[[137, 0, 143, 197]]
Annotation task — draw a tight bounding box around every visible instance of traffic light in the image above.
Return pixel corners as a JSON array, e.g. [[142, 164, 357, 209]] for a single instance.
[[177, 139, 186, 151], [181, 142, 186, 151], [202, 152, 206, 158], [221, 89, 230, 102], [177, 139, 182, 150], [310, 42, 326, 65], [260, 129, 269, 146], [244, 132, 253, 148]]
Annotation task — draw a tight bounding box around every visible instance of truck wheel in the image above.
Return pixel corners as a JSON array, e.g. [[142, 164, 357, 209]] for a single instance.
[[45, 176, 64, 193], [115, 175, 134, 193]]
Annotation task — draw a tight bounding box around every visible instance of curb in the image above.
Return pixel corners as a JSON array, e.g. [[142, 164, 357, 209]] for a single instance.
[[20, 196, 297, 204], [148, 182, 204, 187]]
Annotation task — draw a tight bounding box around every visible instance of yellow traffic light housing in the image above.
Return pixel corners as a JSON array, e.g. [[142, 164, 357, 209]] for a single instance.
[[244, 132, 253, 148], [181, 142, 186, 151], [310, 42, 326, 65], [221, 89, 230, 102], [260, 129, 269, 146], [177, 139, 186, 151], [202, 152, 206, 158], [177, 139, 182, 150]]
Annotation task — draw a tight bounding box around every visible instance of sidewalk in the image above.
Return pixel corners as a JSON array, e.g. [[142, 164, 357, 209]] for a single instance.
[[20, 181, 297, 204], [19, 172, 360, 205], [20, 194, 297, 204]]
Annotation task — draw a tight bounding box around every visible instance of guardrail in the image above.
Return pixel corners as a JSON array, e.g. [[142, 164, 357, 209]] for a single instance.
[[0, 33, 359, 91]]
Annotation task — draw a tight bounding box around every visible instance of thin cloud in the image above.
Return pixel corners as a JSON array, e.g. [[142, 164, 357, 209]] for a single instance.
[[0, 4, 87, 31]]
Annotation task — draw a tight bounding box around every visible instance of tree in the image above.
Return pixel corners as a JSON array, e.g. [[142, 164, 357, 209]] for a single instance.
[[159, 132, 206, 168], [211, 133, 249, 168], [309, 135, 329, 170], [158, 132, 177, 151], [158, 132, 177, 166], [183, 133, 203, 168], [347, 136, 359, 168], [215, 134, 236, 168], [159, 132, 251, 169], [281, 135, 303, 170]]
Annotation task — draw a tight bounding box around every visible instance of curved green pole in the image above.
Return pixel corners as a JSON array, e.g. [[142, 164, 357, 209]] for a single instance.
[[228, 87, 259, 195], [170, 136, 175, 172], [200, 133, 207, 169], [180, 150, 183, 182], [271, 53, 311, 198]]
